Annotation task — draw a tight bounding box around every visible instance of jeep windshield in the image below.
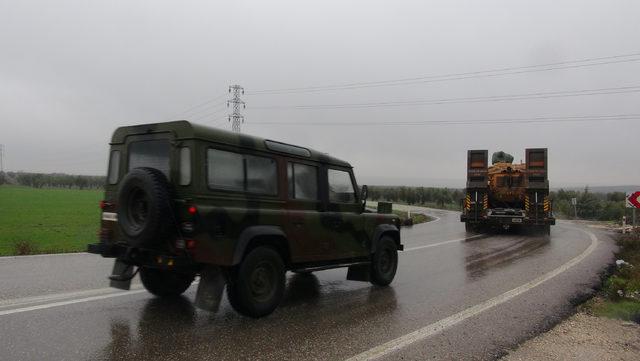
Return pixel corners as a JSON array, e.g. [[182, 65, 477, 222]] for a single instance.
[[128, 139, 170, 177]]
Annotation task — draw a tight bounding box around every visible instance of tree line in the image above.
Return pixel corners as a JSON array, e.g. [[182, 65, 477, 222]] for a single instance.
[[369, 185, 630, 222], [551, 187, 628, 222], [0, 171, 631, 222], [369, 186, 463, 209], [0, 171, 105, 190]]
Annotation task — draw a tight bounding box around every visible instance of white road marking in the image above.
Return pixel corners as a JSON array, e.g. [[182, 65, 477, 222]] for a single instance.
[[403, 234, 484, 252], [0, 284, 143, 309], [0, 252, 91, 260], [345, 227, 599, 361], [0, 281, 199, 317], [0, 289, 148, 316]]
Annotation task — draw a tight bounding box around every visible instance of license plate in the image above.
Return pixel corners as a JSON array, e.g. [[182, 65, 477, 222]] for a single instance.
[[511, 218, 523, 223], [102, 212, 118, 222]]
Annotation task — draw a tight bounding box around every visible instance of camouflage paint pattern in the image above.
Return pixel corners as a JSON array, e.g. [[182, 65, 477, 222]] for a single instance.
[[97, 121, 401, 268]]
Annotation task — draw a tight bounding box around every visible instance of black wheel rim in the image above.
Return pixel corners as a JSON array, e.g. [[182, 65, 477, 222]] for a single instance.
[[127, 187, 149, 231], [249, 261, 277, 303]]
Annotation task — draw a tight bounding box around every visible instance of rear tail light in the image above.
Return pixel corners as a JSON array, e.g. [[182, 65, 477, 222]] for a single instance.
[[175, 239, 196, 249], [100, 201, 114, 210]]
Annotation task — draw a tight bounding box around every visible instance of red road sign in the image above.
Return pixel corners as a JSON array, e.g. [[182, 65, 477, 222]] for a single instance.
[[626, 191, 640, 208]]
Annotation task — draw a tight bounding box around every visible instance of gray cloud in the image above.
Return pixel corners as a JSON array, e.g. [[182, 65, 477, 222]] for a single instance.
[[1, 0, 639, 187]]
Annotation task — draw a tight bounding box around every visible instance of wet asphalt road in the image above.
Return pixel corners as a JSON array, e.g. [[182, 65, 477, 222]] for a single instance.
[[0, 207, 616, 361]]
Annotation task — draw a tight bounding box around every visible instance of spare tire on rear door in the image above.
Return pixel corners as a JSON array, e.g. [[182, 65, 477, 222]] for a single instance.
[[117, 167, 174, 247]]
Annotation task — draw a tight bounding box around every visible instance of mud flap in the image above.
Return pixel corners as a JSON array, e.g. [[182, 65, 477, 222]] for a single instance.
[[195, 266, 226, 312], [109, 260, 133, 290], [346, 264, 371, 282]]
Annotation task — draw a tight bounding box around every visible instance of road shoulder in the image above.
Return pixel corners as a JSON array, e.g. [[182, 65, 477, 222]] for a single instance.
[[501, 312, 640, 361]]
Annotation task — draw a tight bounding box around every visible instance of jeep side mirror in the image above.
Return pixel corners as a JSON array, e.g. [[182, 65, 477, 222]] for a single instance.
[[361, 185, 368, 212]]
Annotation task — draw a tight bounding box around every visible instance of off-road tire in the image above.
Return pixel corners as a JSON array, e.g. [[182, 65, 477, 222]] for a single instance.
[[465, 223, 477, 233], [139, 267, 195, 297], [227, 246, 286, 318], [539, 225, 551, 236], [370, 236, 398, 286], [117, 167, 173, 247], [292, 270, 312, 275]]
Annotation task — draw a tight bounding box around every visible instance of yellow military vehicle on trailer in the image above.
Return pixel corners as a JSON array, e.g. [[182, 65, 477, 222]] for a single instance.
[[460, 149, 555, 234]]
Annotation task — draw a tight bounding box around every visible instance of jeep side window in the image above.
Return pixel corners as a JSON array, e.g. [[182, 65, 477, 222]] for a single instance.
[[328, 169, 356, 203], [287, 162, 318, 200], [179, 147, 191, 186], [246, 154, 277, 195], [107, 150, 120, 184], [207, 149, 244, 191], [128, 139, 170, 177], [207, 149, 278, 195]]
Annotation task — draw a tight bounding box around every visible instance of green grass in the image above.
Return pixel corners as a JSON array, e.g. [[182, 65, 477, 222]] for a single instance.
[[581, 229, 640, 322], [590, 299, 640, 321], [0, 185, 102, 256], [391, 209, 432, 225]]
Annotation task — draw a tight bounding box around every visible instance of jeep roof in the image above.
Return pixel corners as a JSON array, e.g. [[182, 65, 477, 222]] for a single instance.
[[110, 120, 352, 168]]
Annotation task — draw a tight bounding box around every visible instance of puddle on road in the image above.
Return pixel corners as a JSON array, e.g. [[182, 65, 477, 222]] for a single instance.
[[464, 234, 551, 280]]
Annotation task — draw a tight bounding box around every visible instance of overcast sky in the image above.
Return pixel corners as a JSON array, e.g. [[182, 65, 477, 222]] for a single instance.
[[1, 0, 639, 188]]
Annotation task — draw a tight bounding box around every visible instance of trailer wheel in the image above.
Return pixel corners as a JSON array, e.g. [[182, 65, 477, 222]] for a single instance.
[[465, 223, 482, 233]]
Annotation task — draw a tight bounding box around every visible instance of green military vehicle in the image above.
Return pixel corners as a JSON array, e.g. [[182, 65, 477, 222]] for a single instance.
[[88, 121, 402, 317]]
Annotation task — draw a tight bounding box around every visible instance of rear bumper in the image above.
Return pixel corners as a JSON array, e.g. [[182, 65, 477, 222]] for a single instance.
[[87, 242, 197, 270], [460, 214, 555, 226]]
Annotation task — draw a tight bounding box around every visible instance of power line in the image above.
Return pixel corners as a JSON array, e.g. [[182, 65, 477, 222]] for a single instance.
[[248, 52, 640, 95], [249, 85, 640, 111], [166, 92, 228, 120], [190, 104, 229, 122], [180, 101, 227, 119], [249, 113, 640, 127]]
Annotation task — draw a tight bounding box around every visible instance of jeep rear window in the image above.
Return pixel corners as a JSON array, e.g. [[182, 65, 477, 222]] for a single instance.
[[328, 169, 356, 203], [207, 149, 277, 195], [107, 150, 120, 184], [128, 139, 170, 177]]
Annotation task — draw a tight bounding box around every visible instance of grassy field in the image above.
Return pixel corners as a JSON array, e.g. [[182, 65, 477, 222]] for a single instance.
[[0, 185, 102, 256]]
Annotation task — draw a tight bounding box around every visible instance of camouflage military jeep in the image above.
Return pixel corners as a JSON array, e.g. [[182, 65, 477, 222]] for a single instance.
[[88, 121, 402, 317]]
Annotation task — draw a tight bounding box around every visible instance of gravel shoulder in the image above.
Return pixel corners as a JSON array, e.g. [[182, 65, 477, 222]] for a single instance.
[[501, 312, 640, 361]]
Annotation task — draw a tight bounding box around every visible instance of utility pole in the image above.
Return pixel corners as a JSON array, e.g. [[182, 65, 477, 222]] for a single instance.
[[227, 85, 245, 133], [0, 144, 4, 172]]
